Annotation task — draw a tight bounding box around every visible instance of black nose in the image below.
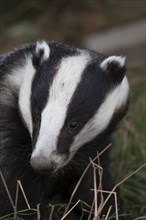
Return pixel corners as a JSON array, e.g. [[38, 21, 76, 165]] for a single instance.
[[30, 156, 55, 174]]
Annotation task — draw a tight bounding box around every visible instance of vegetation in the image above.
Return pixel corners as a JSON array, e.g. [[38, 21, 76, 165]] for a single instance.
[[113, 68, 146, 219], [0, 0, 145, 51]]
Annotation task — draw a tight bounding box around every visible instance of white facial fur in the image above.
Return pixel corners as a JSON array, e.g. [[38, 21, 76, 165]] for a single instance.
[[19, 56, 36, 133], [69, 76, 129, 159], [1, 42, 49, 134], [1, 56, 34, 108], [10, 44, 128, 170], [19, 41, 50, 134], [31, 52, 129, 169], [31, 53, 90, 162]]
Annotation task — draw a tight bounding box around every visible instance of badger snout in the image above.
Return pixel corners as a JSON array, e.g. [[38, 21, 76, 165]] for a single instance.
[[30, 151, 67, 174], [30, 155, 55, 174]]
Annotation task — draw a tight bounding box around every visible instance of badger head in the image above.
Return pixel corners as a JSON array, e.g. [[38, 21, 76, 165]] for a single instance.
[[18, 41, 129, 173]]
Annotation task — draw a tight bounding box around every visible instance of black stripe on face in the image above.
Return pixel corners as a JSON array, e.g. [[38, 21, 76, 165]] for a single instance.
[[31, 43, 78, 147], [57, 61, 111, 154]]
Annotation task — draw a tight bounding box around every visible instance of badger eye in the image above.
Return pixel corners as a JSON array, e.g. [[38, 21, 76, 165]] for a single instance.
[[33, 114, 39, 123], [68, 121, 79, 130]]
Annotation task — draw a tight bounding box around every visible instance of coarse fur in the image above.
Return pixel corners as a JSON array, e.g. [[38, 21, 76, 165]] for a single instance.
[[0, 41, 129, 219]]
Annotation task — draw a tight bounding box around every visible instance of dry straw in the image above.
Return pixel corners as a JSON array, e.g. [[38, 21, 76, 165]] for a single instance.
[[0, 143, 145, 220]]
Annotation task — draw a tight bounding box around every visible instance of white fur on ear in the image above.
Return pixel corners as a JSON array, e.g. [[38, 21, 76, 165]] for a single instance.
[[100, 56, 126, 71], [36, 41, 50, 61]]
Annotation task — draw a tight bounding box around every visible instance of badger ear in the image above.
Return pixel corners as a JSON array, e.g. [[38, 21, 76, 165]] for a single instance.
[[32, 41, 50, 68], [100, 56, 126, 83]]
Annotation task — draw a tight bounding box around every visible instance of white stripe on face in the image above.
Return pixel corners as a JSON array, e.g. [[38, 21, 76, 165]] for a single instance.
[[1, 56, 35, 109], [19, 56, 36, 134], [70, 76, 129, 157], [32, 53, 90, 158]]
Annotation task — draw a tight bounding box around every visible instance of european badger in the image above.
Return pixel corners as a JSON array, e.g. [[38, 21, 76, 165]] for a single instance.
[[0, 41, 129, 219]]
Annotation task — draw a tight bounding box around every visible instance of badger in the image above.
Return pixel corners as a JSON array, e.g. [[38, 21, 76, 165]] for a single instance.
[[0, 41, 129, 220]]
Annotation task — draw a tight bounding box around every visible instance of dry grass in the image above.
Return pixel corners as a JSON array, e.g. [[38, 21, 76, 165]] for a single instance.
[[0, 147, 145, 220], [0, 170, 40, 220]]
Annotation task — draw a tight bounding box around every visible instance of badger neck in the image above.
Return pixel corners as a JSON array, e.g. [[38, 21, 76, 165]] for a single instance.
[[73, 134, 112, 169]]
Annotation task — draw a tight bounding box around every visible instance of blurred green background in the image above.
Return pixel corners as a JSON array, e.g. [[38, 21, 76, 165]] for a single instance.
[[0, 0, 145, 219]]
